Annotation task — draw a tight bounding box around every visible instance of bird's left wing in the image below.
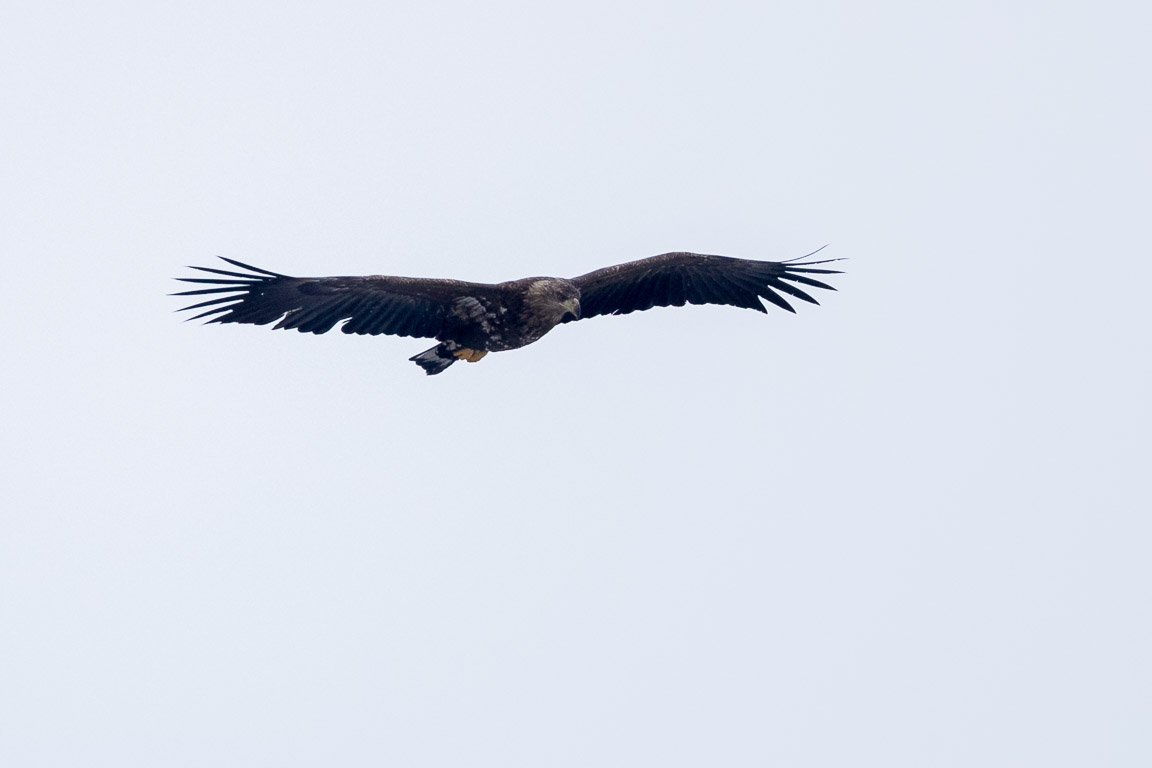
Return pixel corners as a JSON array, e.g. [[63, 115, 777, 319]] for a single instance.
[[173, 257, 498, 339], [563, 251, 842, 322]]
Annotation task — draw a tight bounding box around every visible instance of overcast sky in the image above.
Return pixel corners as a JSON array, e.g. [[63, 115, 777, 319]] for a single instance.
[[2, 1, 1149, 766]]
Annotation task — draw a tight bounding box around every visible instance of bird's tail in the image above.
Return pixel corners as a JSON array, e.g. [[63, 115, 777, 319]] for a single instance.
[[409, 342, 459, 375]]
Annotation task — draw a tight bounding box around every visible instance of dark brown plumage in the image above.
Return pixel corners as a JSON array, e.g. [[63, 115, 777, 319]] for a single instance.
[[173, 250, 841, 374]]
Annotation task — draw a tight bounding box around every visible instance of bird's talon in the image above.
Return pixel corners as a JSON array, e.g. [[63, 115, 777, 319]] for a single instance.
[[466, 350, 488, 363]]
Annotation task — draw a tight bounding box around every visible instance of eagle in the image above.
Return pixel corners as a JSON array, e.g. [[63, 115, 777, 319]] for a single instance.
[[173, 250, 841, 375]]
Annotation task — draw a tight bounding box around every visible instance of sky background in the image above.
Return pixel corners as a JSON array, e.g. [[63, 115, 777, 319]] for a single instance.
[[2, 1, 1150, 765]]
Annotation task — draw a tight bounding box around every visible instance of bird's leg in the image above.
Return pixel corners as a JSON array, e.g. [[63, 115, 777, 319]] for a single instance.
[[452, 347, 488, 363]]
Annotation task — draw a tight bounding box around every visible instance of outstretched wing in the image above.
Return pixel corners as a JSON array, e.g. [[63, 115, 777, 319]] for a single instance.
[[172, 257, 497, 338], [563, 250, 842, 322]]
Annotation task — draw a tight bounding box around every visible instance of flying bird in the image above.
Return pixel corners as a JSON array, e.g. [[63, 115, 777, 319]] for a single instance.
[[173, 250, 841, 374]]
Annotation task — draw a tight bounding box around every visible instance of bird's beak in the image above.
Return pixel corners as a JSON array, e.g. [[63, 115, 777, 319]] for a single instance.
[[561, 298, 581, 319]]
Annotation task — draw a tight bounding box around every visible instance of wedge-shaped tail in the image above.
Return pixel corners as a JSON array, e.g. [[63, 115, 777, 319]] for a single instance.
[[409, 342, 461, 375]]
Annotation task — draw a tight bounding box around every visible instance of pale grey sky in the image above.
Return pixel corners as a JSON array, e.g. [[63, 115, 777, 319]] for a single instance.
[[2, 1, 1149, 766]]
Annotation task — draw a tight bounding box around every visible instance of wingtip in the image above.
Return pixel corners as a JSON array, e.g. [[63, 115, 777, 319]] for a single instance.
[[782, 243, 846, 271], [215, 256, 287, 277]]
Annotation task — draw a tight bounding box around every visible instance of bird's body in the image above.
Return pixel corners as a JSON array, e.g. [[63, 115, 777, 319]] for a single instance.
[[174, 251, 841, 374], [445, 277, 580, 352]]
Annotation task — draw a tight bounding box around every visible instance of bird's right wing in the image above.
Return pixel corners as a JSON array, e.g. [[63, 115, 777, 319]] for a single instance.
[[565, 250, 842, 321], [172, 257, 498, 339]]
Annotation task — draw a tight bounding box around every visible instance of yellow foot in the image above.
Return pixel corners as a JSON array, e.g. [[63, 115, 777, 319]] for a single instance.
[[452, 347, 488, 363]]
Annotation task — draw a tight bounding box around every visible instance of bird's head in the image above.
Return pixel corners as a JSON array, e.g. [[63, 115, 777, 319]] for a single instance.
[[528, 278, 581, 321]]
